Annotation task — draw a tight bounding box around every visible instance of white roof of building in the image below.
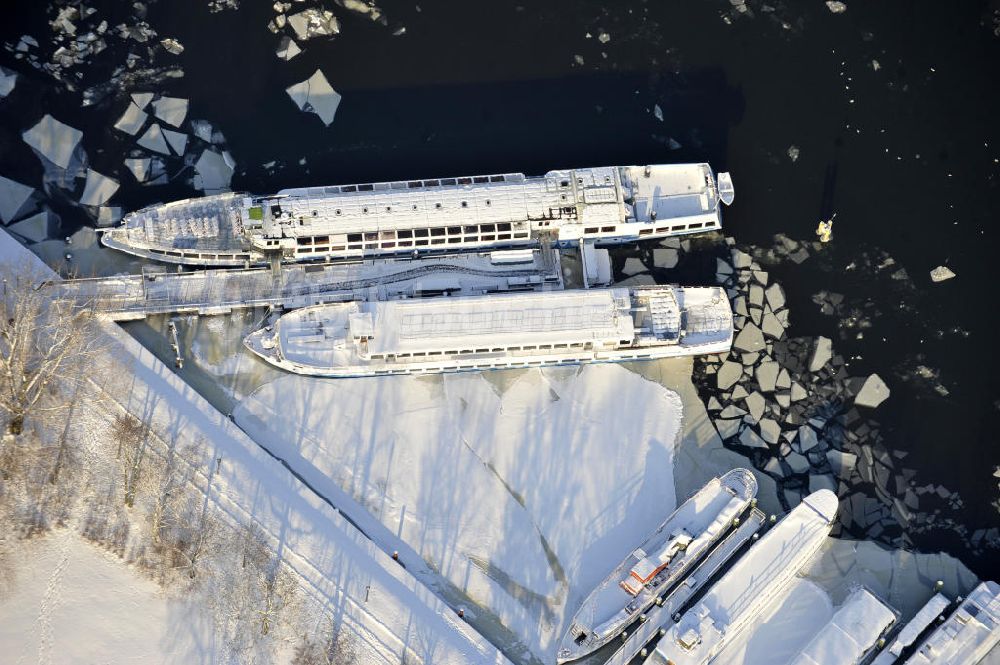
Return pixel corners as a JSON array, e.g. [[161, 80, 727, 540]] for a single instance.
[[364, 288, 634, 355]]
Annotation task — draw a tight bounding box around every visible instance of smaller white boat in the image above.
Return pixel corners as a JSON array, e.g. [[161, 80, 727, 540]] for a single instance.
[[556, 469, 758, 663]]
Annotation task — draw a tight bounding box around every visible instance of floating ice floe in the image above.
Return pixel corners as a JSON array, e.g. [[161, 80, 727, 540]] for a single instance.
[[152, 96, 189, 127], [131, 92, 154, 109], [622, 256, 647, 276], [193, 149, 235, 192], [788, 145, 801, 162], [0, 175, 35, 223], [286, 8, 340, 41], [597, 31, 611, 44], [8, 210, 51, 243], [276, 35, 301, 60], [160, 38, 184, 54], [79, 169, 119, 206], [653, 103, 664, 121], [0, 66, 17, 98], [113, 102, 148, 135], [162, 128, 188, 155], [826, 1, 847, 13], [930, 265, 956, 283], [855, 373, 889, 408], [22, 114, 84, 169], [137, 123, 171, 154], [286, 69, 341, 126], [96, 206, 122, 226], [123, 157, 151, 182], [809, 336, 833, 372]]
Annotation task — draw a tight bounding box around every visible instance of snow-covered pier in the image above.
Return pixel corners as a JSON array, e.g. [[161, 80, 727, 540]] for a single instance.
[[43, 248, 562, 321]]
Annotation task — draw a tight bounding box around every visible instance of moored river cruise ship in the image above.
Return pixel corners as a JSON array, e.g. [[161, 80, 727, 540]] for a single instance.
[[101, 163, 734, 266], [243, 285, 733, 378]]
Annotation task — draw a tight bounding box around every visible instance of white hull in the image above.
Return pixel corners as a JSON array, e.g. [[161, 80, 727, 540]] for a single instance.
[[555, 469, 758, 663], [101, 163, 734, 266], [244, 286, 733, 379]]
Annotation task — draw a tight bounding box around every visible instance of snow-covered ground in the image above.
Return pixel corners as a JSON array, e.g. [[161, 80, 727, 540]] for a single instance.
[[0, 530, 216, 664], [0, 229, 507, 665], [235, 363, 683, 660]]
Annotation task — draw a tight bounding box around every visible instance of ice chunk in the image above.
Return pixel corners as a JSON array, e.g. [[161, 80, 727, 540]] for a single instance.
[[798, 425, 819, 452], [286, 69, 341, 126], [809, 336, 833, 372], [22, 114, 84, 169], [276, 35, 302, 60], [716, 418, 742, 439], [855, 373, 890, 408], [0, 175, 35, 223], [79, 169, 119, 206], [96, 206, 122, 226], [0, 66, 17, 98], [765, 283, 786, 310], [787, 145, 800, 162], [113, 102, 148, 135], [598, 31, 611, 43], [759, 418, 781, 444], [732, 249, 753, 269], [653, 247, 679, 269], [744, 391, 766, 423], [123, 157, 151, 182], [193, 149, 234, 192], [762, 311, 785, 339], [734, 322, 766, 353], [653, 104, 664, 121], [622, 257, 647, 276], [160, 37, 184, 54], [826, 450, 857, 477], [152, 96, 189, 127], [286, 8, 340, 41], [739, 427, 768, 449], [162, 128, 188, 155], [826, 1, 847, 13], [756, 360, 780, 392], [786, 451, 810, 474], [8, 210, 51, 242], [137, 123, 171, 155], [717, 361, 743, 390], [929, 265, 955, 283], [131, 92, 154, 109]]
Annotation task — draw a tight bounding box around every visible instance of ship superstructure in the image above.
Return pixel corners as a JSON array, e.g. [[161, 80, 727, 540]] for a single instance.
[[557, 469, 758, 663], [101, 163, 734, 266], [243, 285, 733, 378], [903, 581, 1000, 665]]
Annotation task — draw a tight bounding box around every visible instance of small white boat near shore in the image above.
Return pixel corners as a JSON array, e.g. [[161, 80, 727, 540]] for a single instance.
[[556, 468, 758, 663], [244, 285, 733, 378]]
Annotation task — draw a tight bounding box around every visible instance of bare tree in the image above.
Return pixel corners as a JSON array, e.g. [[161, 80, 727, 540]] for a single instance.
[[291, 624, 357, 665], [0, 262, 101, 436], [111, 413, 149, 508]]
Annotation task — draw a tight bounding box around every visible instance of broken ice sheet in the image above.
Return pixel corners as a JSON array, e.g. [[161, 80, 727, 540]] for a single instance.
[[286, 8, 340, 41], [137, 123, 171, 155], [286, 69, 341, 126], [79, 169, 119, 206], [0, 175, 36, 223], [193, 149, 234, 192], [123, 157, 151, 182], [8, 210, 51, 243], [152, 96, 189, 127], [131, 92, 154, 109], [113, 102, 148, 135], [162, 128, 188, 155], [22, 114, 84, 169], [276, 35, 302, 60], [0, 66, 17, 98]]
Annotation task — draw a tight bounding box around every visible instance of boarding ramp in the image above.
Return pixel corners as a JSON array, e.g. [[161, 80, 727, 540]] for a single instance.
[[44, 249, 562, 321]]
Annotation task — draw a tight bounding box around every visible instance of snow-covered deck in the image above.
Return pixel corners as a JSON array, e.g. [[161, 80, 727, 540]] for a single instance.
[[905, 581, 1000, 664], [789, 587, 897, 665]]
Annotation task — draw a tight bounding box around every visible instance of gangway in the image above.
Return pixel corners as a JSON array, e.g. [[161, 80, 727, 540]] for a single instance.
[[44, 249, 563, 321]]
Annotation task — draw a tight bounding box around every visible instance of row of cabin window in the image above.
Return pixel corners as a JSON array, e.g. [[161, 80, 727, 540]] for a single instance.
[[319, 174, 510, 196], [299, 197, 501, 220], [296, 232, 527, 253], [633, 221, 711, 236], [294, 222, 517, 246], [368, 341, 593, 361]]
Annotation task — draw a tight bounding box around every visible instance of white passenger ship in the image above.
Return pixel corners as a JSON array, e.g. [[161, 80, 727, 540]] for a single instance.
[[645, 489, 839, 665], [101, 163, 734, 266], [557, 469, 758, 663], [243, 285, 733, 378]]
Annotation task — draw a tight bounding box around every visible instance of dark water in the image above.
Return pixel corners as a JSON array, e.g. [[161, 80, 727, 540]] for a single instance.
[[2, 0, 999, 583]]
